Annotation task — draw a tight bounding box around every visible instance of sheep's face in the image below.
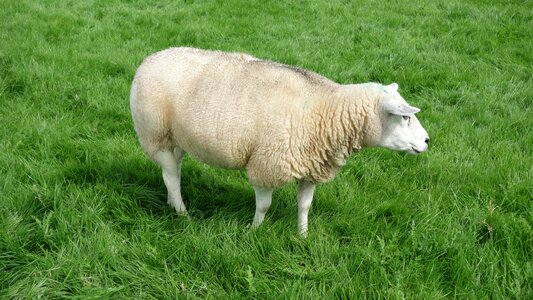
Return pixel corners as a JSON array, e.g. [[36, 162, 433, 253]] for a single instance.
[[376, 83, 429, 155]]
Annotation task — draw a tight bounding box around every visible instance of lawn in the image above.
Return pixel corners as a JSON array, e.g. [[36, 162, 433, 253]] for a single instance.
[[1, 0, 532, 298]]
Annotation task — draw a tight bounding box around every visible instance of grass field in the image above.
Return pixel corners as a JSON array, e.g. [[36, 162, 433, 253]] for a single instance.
[[1, 0, 532, 298]]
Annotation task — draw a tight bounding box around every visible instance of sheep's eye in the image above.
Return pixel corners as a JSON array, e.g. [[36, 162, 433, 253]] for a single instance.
[[402, 115, 410, 121]]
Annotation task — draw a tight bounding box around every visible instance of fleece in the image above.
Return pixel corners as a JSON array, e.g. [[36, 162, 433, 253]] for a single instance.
[[130, 47, 385, 188]]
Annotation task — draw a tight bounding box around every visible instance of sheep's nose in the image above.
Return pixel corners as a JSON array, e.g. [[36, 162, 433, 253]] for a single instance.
[[425, 137, 430, 144]]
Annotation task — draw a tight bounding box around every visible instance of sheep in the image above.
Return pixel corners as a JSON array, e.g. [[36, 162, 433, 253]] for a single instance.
[[130, 47, 429, 236]]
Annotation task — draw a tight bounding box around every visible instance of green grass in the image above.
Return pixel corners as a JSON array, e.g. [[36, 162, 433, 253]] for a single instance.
[[1, 0, 532, 298]]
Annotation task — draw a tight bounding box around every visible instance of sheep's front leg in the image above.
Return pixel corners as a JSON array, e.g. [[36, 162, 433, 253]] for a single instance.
[[251, 186, 273, 229], [298, 181, 316, 237]]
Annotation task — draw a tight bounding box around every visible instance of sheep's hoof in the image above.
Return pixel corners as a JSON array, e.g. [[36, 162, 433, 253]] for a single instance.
[[175, 210, 188, 217], [169, 203, 188, 217], [248, 221, 262, 230]]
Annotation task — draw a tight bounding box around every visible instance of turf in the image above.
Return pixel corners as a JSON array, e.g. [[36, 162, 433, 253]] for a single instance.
[[1, 0, 532, 298]]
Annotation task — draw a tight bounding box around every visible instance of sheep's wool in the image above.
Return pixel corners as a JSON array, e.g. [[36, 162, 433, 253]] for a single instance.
[[131, 47, 383, 188]]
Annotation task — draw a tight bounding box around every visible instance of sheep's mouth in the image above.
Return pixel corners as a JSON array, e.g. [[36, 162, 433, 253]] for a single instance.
[[407, 147, 422, 155]]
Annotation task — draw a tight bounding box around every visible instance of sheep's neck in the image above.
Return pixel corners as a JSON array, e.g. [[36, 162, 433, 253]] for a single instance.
[[303, 85, 376, 182]]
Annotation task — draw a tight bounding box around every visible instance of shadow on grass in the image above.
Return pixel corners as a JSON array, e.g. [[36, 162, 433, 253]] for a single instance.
[[60, 155, 255, 221]]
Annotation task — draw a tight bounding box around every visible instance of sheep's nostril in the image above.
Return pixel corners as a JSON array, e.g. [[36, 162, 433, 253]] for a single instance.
[[425, 137, 430, 144]]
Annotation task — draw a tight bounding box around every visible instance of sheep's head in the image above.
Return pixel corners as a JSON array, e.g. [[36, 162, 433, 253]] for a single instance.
[[372, 83, 429, 155]]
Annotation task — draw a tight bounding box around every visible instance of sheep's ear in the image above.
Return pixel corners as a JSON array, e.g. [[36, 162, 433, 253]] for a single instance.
[[383, 101, 420, 115], [384, 83, 399, 93]]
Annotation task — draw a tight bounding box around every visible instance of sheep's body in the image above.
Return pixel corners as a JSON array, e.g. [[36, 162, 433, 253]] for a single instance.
[[131, 47, 380, 188], [130, 47, 429, 235]]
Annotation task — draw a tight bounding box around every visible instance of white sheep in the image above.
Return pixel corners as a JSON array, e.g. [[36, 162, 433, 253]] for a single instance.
[[130, 47, 429, 236]]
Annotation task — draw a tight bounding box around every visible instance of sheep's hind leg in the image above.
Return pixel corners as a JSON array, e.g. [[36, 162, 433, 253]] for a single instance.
[[153, 148, 187, 215], [297, 181, 316, 237], [250, 186, 273, 229]]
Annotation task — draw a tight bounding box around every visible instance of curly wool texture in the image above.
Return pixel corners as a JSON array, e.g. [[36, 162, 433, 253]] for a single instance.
[[131, 47, 384, 188]]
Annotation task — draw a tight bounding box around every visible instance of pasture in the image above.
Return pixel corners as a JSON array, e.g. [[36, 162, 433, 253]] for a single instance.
[[1, 0, 531, 298]]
